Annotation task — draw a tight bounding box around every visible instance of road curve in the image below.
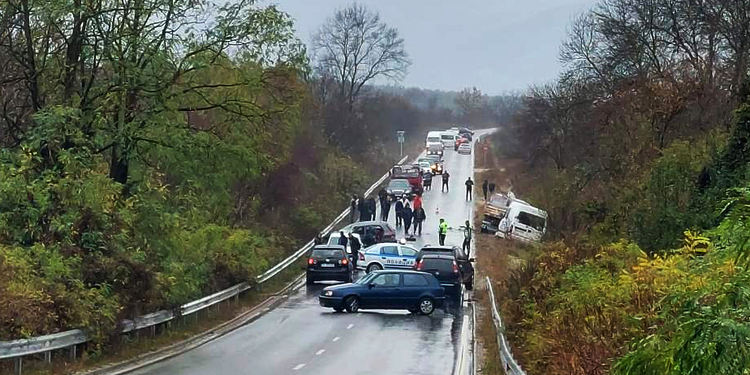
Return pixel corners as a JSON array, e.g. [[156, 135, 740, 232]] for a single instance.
[[128, 131, 486, 375]]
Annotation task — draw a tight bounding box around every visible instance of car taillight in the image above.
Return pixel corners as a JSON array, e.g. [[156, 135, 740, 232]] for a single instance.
[[453, 262, 459, 273], [308, 258, 315, 265], [341, 258, 348, 265], [359, 253, 365, 261], [415, 261, 423, 271]]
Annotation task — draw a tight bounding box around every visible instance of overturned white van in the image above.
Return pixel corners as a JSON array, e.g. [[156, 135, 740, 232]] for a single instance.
[[495, 201, 548, 245]]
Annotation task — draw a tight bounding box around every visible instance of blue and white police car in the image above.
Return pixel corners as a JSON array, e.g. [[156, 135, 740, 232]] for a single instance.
[[357, 242, 419, 273]]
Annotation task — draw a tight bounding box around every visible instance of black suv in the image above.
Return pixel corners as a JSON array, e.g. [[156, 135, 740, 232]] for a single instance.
[[414, 245, 474, 290], [306, 246, 352, 285]]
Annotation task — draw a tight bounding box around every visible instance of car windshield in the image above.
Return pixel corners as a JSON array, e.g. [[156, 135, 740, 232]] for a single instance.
[[427, 137, 441, 142], [441, 134, 453, 140], [517, 211, 546, 231], [389, 180, 410, 189], [419, 161, 430, 167], [355, 272, 378, 285], [311, 249, 344, 258]]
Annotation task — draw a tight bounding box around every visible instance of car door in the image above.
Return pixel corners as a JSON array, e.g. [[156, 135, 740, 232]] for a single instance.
[[379, 245, 400, 268], [361, 273, 402, 308], [397, 246, 418, 269], [401, 273, 430, 307]]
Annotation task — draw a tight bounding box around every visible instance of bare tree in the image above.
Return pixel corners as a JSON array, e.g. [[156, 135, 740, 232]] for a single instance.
[[312, 3, 410, 110]]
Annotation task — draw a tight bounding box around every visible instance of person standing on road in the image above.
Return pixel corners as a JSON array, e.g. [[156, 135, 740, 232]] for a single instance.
[[350, 195, 358, 223], [442, 171, 450, 193], [381, 196, 391, 222], [349, 233, 361, 270], [459, 220, 473, 256], [438, 219, 448, 246], [423, 172, 432, 190], [465, 177, 474, 201], [337, 231, 348, 248], [403, 203, 413, 235], [488, 181, 496, 196], [395, 198, 404, 227], [314, 233, 324, 245], [482, 180, 488, 200], [358, 197, 367, 221], [413, 205, 426, 236], [367, 198, 377, 221], [413, 192, 423, 211]]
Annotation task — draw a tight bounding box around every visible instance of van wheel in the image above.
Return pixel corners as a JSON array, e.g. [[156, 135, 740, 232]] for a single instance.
[[418, 297, 435, 315], [367, 263, 382, 273], [344, 296, 359, 313]]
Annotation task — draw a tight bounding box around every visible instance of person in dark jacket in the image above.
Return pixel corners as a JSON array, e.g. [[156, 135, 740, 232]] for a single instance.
[[482, 180, 489, 200], [442, 171, 450, 192], [358, 198, 367, 221], [337, 231, 348, 248], [314, 233, 324, 245], [465, 177, 474, 201], [350, 195, 358, 223], [395, 198, 404, 226], [413, 205, 426, 236], [402, 203, 413, 235], [349, 233, 361, 270], [488, 181, 496, 195], [423, 172, 432, 190], [381, 196, 391, 221], [367, 198, 377, 221], [364, 228, 376, 247]]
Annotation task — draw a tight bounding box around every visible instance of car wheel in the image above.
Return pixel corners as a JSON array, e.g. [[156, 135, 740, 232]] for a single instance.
[[418, 297, 435, 315], [367, 263, 382, 273], [344, 296, 359, 313]]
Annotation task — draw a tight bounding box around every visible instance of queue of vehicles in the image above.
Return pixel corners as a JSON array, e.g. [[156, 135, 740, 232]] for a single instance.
[[314, 126, 479, 315]]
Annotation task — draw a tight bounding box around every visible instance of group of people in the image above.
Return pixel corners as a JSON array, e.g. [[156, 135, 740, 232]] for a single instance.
[[437, 218, 473, 256], [393, 193, 427, 236], [349, 195, 379, 223], [481, 179, 496, 200]]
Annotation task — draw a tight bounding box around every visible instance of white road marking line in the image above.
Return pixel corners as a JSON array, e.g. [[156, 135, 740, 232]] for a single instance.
[[293, 364, 306, 371], [316, 349, 325, 356], [347, 324, 354, 329], [333, 337, 340, 342]]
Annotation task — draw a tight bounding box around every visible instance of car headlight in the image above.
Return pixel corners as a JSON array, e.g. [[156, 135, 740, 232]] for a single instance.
[[324, 290, 334, 297]]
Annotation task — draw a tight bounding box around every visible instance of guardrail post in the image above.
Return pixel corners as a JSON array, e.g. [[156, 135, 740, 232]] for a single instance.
[[14, 357, 22, 375], [151, 325, 156, 337], [44, 350, 51, 363], [69, 344, 77, 361]]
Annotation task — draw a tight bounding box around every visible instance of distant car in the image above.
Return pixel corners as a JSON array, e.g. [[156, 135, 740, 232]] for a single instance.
[[318, 270, 446, 314], [458, 142, 471, 155], [326, 231, 364, 260], [306, 246, 353, 285], [417, 160, 432, 174], [459, 127, 474, 135], [341, 221, 397, 246], [358, 242, 419, 273], [460, 133, 473, 141], [423, 155, 444, 174], [454, 137, 468, 151], [386, 179, 413, 200], [415, 245, 475, 290]]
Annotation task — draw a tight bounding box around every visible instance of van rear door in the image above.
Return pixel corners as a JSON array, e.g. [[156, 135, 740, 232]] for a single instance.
[[511, 209, 547, 244]]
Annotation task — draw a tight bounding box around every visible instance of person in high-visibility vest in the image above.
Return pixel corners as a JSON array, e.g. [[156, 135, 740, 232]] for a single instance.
[[438, 218, 449, 246]]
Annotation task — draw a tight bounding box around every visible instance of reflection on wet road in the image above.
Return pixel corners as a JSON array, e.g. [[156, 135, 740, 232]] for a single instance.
[[129, 131, 484, 375]]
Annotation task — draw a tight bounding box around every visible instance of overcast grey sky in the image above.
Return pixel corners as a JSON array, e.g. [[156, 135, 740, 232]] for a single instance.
[[270, 0, 598, 94]]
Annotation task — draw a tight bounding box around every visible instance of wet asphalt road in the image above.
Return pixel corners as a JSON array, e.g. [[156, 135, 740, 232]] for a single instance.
[[129, 131, 484, 375]]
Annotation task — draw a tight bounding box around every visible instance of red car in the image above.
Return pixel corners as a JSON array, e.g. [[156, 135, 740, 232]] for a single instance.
[[454, 137, 469, 151]]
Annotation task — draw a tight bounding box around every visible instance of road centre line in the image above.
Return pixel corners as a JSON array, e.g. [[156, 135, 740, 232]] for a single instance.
[[293, 363, 306, 371], [347, 324, 354, 329], [316, 349, 325, 356], [333, 337, 340, 342]]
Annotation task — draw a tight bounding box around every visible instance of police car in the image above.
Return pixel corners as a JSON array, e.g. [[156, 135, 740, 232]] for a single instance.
[[357, 242, 419, 273]]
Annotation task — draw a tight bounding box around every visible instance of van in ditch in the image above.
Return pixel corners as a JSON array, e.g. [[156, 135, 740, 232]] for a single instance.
[[496, 202, 548, 245], [426, 131, 444, 156]]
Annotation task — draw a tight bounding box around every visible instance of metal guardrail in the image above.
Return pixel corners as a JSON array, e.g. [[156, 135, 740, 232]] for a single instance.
[[0, 155, 408, 375], [486, 276, 526, 375]]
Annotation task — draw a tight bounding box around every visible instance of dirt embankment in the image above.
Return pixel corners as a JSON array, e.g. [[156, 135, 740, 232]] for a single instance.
[[472, 136, 530, 374]]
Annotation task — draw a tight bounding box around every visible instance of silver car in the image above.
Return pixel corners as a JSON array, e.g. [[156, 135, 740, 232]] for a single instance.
[[458, 142, 471, 155]]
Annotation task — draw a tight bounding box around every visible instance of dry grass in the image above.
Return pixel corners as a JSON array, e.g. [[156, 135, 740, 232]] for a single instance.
[[473, 138, 530, 375], [1, 265, 303, 375]]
